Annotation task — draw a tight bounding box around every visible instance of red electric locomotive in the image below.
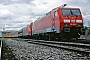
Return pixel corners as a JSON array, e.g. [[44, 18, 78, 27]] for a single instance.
[[32, 4, 85, 40], [19, 4, 85, 40]]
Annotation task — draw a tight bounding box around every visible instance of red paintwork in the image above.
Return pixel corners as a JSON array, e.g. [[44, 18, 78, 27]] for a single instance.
[[32, 14, 52, 32], [62, 8, 83, 28], [23, 7, 83, 36], [23, 23, 32, 36], [23, 27, 26, 35], [30, 23, 33, 35], [32, 7, 83, 33], [32, 7, 60, 32]]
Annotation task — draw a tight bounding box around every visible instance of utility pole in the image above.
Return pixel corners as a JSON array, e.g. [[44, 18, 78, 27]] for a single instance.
[[2, 25, 5, 31]]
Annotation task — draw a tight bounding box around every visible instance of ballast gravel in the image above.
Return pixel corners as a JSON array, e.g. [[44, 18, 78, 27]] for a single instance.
[[3, 39, 90, 60]]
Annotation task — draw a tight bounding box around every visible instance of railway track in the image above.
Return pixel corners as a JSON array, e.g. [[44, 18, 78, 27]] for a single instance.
[[0, 40, 2, 60], [21, 39, 90, 55]]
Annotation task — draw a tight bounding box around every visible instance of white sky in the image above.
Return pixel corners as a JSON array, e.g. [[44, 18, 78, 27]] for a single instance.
[[0, 0, 90, 31]]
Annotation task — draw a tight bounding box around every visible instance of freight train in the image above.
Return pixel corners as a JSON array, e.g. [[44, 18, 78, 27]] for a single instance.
[[18, 4, 85, 40]]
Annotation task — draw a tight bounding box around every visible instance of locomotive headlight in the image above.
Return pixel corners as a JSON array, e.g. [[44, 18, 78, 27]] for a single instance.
[[64, 24, 68, 26], [64, 20, 70, 23], [78, 24, 83, 26], [76, 20, 82, 23]]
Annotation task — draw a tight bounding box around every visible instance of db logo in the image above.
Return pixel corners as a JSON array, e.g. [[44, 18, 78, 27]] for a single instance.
[[70, 23, 76, 25], [71, 20, 75, 22]]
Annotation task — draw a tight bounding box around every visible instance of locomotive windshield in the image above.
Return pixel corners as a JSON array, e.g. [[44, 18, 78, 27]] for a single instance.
[[62, 9, 81, 16]]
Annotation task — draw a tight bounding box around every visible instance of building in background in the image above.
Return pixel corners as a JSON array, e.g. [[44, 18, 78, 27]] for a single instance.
[[0, 31, 2, 38], [2, 30, 18, 38]]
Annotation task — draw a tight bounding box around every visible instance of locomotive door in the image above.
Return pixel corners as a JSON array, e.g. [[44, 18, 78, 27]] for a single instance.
[[52, 11, 57, 29], [52, 11, 59, 32], [52, 18, 55, 29]]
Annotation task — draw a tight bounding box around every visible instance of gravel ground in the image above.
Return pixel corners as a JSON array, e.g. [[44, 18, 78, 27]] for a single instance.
[[3, 38, 90, 60], [2, 41, 18, 60], [86, 35, 90, 40]]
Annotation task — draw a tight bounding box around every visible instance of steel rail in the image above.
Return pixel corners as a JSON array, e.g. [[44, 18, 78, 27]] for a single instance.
[[22, 39, 90, 55], [0, 40, 2, 60], [23, 39, 90, 48]]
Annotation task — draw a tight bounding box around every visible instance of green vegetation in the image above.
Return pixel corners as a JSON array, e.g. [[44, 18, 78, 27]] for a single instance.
[[1, 38, 9, 41], [87, 29, 90, 35], [11, 38, 21, 40]]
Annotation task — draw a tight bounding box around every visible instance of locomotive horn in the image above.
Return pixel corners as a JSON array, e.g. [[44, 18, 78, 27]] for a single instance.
[[60, 4, 67, 7]]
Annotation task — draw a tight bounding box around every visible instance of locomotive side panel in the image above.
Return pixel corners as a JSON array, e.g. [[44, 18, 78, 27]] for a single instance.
[[22, 23, 33, 38], [32, 14, 53, 35], [23, 27, 28, 36], [51, 9, 61, 33], [31, 8, 63, 40], [32, 8, 62, 35]]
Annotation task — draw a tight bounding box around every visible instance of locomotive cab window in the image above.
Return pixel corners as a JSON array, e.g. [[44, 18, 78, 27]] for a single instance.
[[54, 11, 58, 17], [62, 9, 81, 16]]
